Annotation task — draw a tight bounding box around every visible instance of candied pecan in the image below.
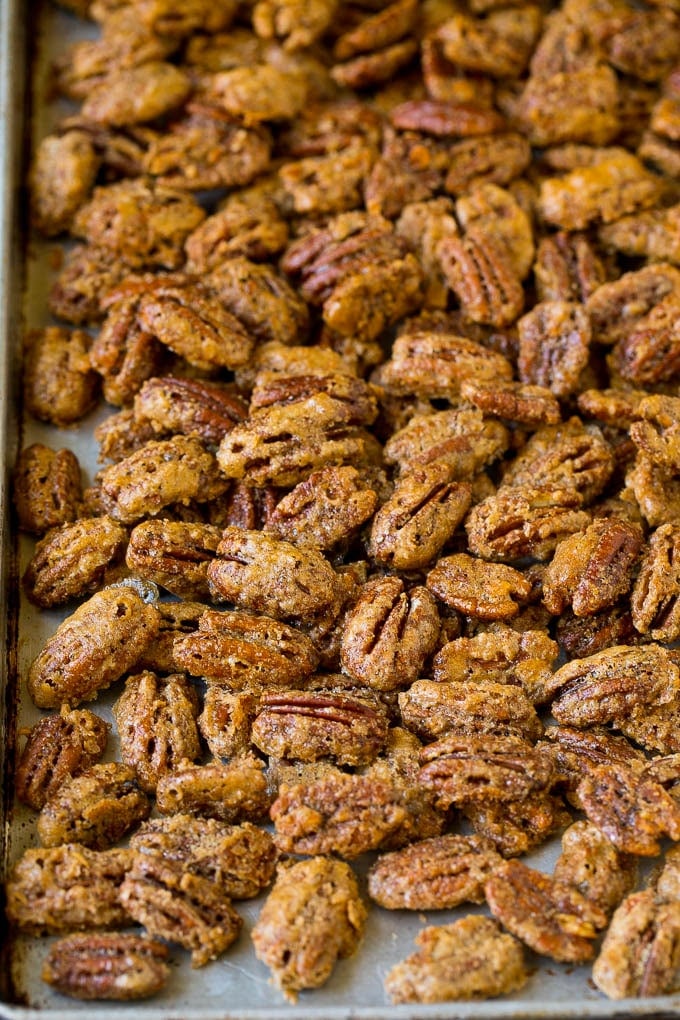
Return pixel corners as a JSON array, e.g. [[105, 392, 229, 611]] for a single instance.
[[279, 145, 375, 217], [98, 436, 228, 525], [460, 380, 561, 426], [427, 554, 532, 622], [544, 724, 646, 809], [383, 406, 509, 478], [23, 516, 128, 608], [550, 644, 680, 727], [208, 257, 309, 348], [455, 183, 534, 281], [614, 295, 680, 386], [378, 329, 514, 399], [27, 587, 160, 709], [597, 7, 680, 80], [466, 485, 591, 563], [13, 444, 82, 536], [155, 754, 272, 823], [88, 298, 165, 408], [253, 0, 338, 50], [131, 815, 275, 900], [41, 933, 170, 1001], [576, 387, 648, 426], [485, 859, 606, 963], [556, 604, 639, 660], [385, 916, 528, 1004], [542, 517, 642, 617], [207, 64, 308, 122], [364, 128, 449, 219], [31, 130, 100, 237], [657, 845, 680, 901], [252, 856, 366, 1003], [399, 680, 543, 744], [5, 844, 133, 934], [444, 132, 531, 196], [368, 833, 502, 911], [37, 762, 150, 850], [23, 326, 99, 426], [174, 608, 318, 688], [629, 394, 680, 472], [113, 672, 200, 793], [340, 576, 440, 692], [394, 197, 460, 308], [390, 100, 505, 138], [593, 890, 680, 999], [15, 707, 108, 811], [587, 263, 680, 347], [126, 520, 223, 599], [553, 821, 637, 918], [533, 230, 608, 304], [631, 524, 680, 641], [516, 300, 590, 399], [463, 792, 570, 858], [578, 763, 680, 856], [600, 203, 680, 266], [266, 465, 377, 551], [134, 599, 207, 674], [438, 230, 525, 327], [185, 191, 288, 271], [120, 851, 242, 967], [612, 692, 680, 756], [518, 65, 621, 148], [198, 688, 258, 758], [133, 376, 248, 446], [48, 244, 128, 325], [71, 179, 206, 270], [332, 38, 418, 90], [436, 7, 540, 78], [80, 61, 190, 127], [627, 453, 680, 528]]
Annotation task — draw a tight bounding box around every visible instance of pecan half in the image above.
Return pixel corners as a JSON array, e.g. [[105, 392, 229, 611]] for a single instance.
[[632, 524, 680, 641], [593, 890, 680, 999], [133, 376, 248, 445], [438, 230, 525, 327], [155, 754, 272, 823], [517, 300, 591, 399], [553, 821, 637, 918], [13, 444, 82, 535], [399, 680, 543, 744], [126, 520, 223, 599], [383, 406, 509, 478], [23, 326, 99, 427], [427, 553, 532, 621], [41, 933, 170, 1000], [463, 792, 571, 858], [198, 688, 258, 758]]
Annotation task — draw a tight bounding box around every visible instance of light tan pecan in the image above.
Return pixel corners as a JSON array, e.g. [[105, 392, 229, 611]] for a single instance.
[[31, 130, 100, 236], [23, 327, 99, 427], [444, 132, 531, 195], [279, 145, 375, 217], [48, 243, 128, 325], [463, 792, 571, 858], [133, 376, 248, 446], [13, 444, 82, 535], [427, 554, 532, 621], [126, 520, 223, 599], [185, 189, 288, 270], [394, 197, 461, 308], [23, 516, 128, 608], [207, 64, 308, 122], [543, 725, 646, 810], [120, 852, 242, 967], [383, 406, 509, 478], [517, 63, 621, 148], [399, 680, 543, 744], [198, 688, 258, 758], [5, 844, 133, 934], [577, 763, 680, 856], [600, 203, 680, 266], [252, 856, 366, 1003], [438, 230, 525, 327], [517, 300, 590, 399], [332, 41, 418, 90], [627, 453, 680, 529], [455, 183, 534, 281], [41, 933, 170, 1000], [15, 707, 108, 811], [485, 859, 606, 963], [593, 890, 680, 999], [631, 524, 680, 641], [553, 821, 637, 919], [460, 380, 561, 427], [27, 587, 160, 709], [340, 576, 440, 691], [436, 7, 541, 78], [80, 61, 190, 127], [657, 845, 680, 901], [533, 230, 608, 303], [155, 754, 272, 823], [253, 0, 338, 50], [630, 394, 680, 472], [113, 672, 200, 793], [37, 762, 150, 850]]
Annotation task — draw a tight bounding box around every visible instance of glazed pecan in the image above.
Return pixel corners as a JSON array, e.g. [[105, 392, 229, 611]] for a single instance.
[[543, 725, 646, 810], [15, 707, 108, 811], [516, 300, 590, 399], [460, 380, 561, 427], [5, 844, 133, 934], [155, 754, 272, 823], [134, 600, 207, 674], [383, 406, 509, 478], [600, 203, 680, 265], [252, 856, 367, 1003], [185, 190, 288, 270], [533, 231, 608, 303], [198, 688, 258, 758], [427, 554, 532, 622], [587, 263, 680, 346], [438, 230, 525, 327], [631, 524, 680, 641], [23, 516, 127, 608], [266, 465, 377, 551], [463, 792, 571, 858], [630, 395, 680, 472], [253, 0, 338, 51], [80, 61, 190, 127], [31, 130, 100, 236], [208, 258, 309, 349], [340, 575, 440, 691], [627, 453, 680, 528], [23, 327, 99, 426], [553, 821, 637, 918], [48, 243, 128, 325], [485, 859, 606, 963], [37, 762, 150, 850], [126, 520, 223, 599], [455, 183, 534, 281], [207, 64, 308, 122], [444, 133, 532, 195], [593, 890, 680, 999], [614, 296, 680, 386], [133, 376, 248, 446], [384, 916, 528, 1004], [399, 680, 543, 744], [41, 933, 170, 1000], [27, 587, 160, 709], [13, 444, 82, 536], [555, 604, 639, 660]]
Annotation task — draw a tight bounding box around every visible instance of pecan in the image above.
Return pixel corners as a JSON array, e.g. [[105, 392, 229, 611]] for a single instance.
[[597, 7, 680, 81], [587, 263, 680, 346], [23, 516, 128, 608], [80, 61, 190, 127], [198, 688, 258, 758], [253, 0, 339, 51], [627, 453, 680, 528], [207, 64, 308, 122], [427, 554, 532, 622], [173, 608, 318, 688], [600, 203, 680, 266], [31, 130, 100, 236], [436, 7, 540, 78], [340, 576, 440, 691], [126, 520, 223, 599], [576, 387, 649, 426], [383, 406, 509, 478], [367, 833, 502, 910], [631, 524, 680, 641], [135, 599, 208, 675], [130, 815, 276, 900], [533, 230, 608, 303], [23, 327, 99, 427], [577, 763, 680, 856], [364, 128, 449, 219], [88, 295, 165, 407], [593, 890, 680, 999], [463, 792, 571, 858], [251, 856, 367, 1003], [27, 587, 160, 709], [185, 190, 288, 271], [125, 0, 237, 36], [438, 230, 525, 327], [41, 933, 170, 1000], [543, 725, 646, 810], [48, 243, 128, 325], [266, 465, 377, 551], [444, 132, 531, 195], [331, 39, 418, 90], [208, 257, 309, 349], [5, 844, 133, 934], [378, 329, 514, 399], [155, 754, 272, 823], [455, 183, 534, 281], [390, 100, 505, 138], [556, 605, 639, 660], [133, 376, 248, 446], [113, 672, 200, 793], [384, 916, 528, 1004], [394, 197, 461, 308], [120, 852, 242, 967], [15, 707, 108, 811], [279, 145, 375, 217], [614, 295, 680, 386], [516, 300, 590, 399], [518, 66, 621, 148], [460, 380, 561, 427], [553, 821, 637, 918], [37, 762, 150, 850], [13, 444, 82, 535], [399, 680, 543, 744], [485, 859, 606, 963]]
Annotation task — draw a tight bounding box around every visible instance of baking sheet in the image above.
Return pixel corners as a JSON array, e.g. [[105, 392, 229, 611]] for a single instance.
[[3, 2, 680, 1017]]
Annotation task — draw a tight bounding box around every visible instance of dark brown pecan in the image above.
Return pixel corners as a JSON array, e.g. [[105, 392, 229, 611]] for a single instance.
[[251, 689, 388, 766], [252, 856, 367, 1003], [23, 516, 127, 608], [113, 672, 200, 793], [533, 231, 608, 303], [631, 524, 680, 641], [120, 851, 242, 967], [126, 520, 223, 599], [550, 644, 680, 727], [578, 763, 680, 856], [23, 327, 99, 427], [198, 688, 258, 758], [384, 916, 528, 1004], [368, 833, 502, 910], [427, 554, 532, 622], [5, 844, 133, 934], [37, 762, 150, 850], [13, 444, 82, 535], [155, 754, 272, 823], [418, 734, 555, 811], [399, 680, 543, 744], [27, 587, 160, 709], [340, 576, 440, 691], [543, 725, 646, 809], [593, 890, 680, 999], [383, 406, 509, 478], [542, 518, 643, 617], [133, 376, 248, 446], [553, 821, 637, 918], [130, 815, 275, 900], [438, 230, 525, 327], [41, 933, 170, 1000], [15, 707, 108, 811], [485, 859, 606, 963], [31, 130, 100, 236], [517, 300, 590, 399], [174, 608, 318, 688], [266, 465, 377, 551], [466, 485, 591, 563], [463, 792, 571, 858]]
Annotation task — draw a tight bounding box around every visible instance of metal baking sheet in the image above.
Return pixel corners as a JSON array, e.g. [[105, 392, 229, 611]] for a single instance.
[[3, 2, 680, 1017]]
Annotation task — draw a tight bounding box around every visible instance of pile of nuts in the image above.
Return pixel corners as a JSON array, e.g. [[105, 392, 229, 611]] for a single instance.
[[6, 0, 680, 1005]]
